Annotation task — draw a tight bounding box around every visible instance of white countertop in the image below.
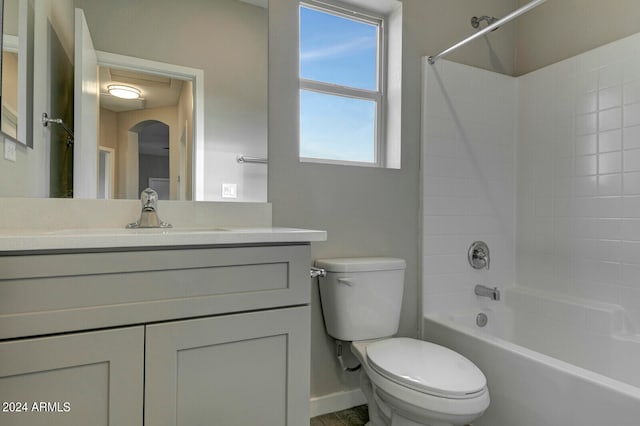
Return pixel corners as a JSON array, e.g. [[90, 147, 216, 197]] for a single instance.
[[0, 227, 327, 252]]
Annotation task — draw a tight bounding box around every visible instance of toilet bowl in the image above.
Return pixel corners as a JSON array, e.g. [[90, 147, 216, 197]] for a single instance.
[[315, 257, 490, 426], [352, 338, 489, 426]]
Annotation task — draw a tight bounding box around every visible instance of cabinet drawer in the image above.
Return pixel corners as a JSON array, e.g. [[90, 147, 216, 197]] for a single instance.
[[0, 245, 310, 339]]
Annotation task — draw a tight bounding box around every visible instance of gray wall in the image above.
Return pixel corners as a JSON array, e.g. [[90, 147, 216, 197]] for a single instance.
[[516, 0, 640, 75], [269, 0, 517, 400]]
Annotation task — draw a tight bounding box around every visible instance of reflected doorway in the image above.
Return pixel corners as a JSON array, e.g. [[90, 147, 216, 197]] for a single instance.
[[98, 146, 115, 199], [97, 64, 194, 200], [137, 121, 169, 200]]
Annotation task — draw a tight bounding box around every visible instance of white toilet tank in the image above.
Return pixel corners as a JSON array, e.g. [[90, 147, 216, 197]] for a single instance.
[[315, 257, 406, 341]]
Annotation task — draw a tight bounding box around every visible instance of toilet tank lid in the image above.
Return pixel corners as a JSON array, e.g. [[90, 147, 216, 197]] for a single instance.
[[315, 257, 406, 272]]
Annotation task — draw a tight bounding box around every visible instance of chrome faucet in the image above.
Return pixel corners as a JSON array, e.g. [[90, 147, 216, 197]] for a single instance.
[[127, 188, 172, 229], [474, 284, 500, 301]]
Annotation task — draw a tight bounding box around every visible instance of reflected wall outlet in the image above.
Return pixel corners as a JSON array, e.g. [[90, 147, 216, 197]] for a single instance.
[[4, 139, 16, 162], [222, 183, 237, 198]]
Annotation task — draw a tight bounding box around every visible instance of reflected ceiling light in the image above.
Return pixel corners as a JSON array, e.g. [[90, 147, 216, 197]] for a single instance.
[[107, 84, 141, 100]]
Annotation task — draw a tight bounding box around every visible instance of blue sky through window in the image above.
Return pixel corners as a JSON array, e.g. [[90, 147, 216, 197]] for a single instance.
[[300, 6, 378, 90], [299, 5, 380, 163], [300, 90, 376, 162]]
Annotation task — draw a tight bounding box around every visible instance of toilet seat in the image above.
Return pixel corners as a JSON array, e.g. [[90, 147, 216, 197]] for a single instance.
[[365, 337, 487, 399], [352, 338, 490, 424]]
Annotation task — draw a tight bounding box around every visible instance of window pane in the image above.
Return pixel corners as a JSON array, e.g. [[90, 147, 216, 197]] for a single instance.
[[300, 90, 376, 163], [300, 6, 378, 91]]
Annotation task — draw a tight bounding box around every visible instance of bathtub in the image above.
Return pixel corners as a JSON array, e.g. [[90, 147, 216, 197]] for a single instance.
[[422, 287, 640, 426]]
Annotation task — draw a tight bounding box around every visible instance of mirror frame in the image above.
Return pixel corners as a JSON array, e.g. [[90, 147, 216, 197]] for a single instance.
[[1, 0, 34, 148], [0, 0, 5, 141]]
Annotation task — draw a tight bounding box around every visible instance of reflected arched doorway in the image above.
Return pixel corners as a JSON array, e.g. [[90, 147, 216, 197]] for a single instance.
[[137, 121, 170, 199], [123, 120, 170, 199]]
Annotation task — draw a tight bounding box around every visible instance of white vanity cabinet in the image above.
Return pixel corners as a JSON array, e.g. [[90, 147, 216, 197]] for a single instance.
[[0, 243, 313, 426]]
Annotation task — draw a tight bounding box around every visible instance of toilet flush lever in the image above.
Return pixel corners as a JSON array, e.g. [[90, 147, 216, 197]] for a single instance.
[[310, 267, 326, 278]]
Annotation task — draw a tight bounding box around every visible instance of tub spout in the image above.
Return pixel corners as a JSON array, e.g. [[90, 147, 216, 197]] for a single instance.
[[475, 284, 500, 301]]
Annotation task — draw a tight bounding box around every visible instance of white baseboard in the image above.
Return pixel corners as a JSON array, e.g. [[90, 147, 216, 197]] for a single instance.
[[310, 388, 367, 418]]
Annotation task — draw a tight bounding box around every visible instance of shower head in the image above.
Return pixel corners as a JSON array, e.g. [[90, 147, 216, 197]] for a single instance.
[[471, 15, 499, 31]]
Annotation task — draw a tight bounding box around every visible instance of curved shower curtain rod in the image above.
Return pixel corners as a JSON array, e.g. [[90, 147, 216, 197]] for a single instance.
[[427, 0, 547, 65]]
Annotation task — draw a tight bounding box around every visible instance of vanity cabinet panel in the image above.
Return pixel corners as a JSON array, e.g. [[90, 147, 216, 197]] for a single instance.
[[0, 244, 311, 339], [0, 242, 314, 425], [144, 306, 310, 426], [0, 326, 144, 426]]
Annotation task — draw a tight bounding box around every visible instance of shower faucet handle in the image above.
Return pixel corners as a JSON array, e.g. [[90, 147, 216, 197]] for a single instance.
[[468, 241, 490, 270]]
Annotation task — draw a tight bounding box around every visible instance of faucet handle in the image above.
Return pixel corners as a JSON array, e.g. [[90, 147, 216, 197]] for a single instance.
[[141, 188, 159, 211], [468, 241, 490, 270]]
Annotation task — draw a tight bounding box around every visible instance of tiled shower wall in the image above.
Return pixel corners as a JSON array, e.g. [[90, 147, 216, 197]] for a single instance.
[[422, 33, 640, 329], [517, 33, 640, 329], [422, 60, 517, 314]]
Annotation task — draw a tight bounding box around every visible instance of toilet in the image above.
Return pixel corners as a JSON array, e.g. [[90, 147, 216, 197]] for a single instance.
[[315, 257, 490, 426]]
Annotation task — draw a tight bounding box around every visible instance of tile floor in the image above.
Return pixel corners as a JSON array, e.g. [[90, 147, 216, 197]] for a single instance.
[[310, 405, 369, 426]]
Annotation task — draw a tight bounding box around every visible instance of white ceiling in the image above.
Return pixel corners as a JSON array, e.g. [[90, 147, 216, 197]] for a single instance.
[[237, 0, 268, 8], [99, 67, 186, 113], [339, 0, 401, 15]]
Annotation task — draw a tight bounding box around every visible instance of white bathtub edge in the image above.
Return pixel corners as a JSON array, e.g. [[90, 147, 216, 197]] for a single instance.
[[423, 313, 640, 400]]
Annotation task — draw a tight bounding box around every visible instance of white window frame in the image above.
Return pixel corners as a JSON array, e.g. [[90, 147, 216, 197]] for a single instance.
[[299, 0, 387, 167]]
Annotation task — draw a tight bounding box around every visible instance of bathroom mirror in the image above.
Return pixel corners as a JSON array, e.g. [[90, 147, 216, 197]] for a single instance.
[[0, 0, 268, 202], [0, 0, 34, 147]]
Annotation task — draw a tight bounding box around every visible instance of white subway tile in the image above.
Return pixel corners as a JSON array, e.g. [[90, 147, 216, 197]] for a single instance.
[[598, 151, 622, 175], [624, 102, 640, 127], [621, 219, 640, 241], [623, 172, 640, 195], [621, 262, 640, 287], [599, 86, 622, 110], [624, 80, 640, 105], [574, 176, 598, 196], [575, 134, 597, 155], [624, 148, 640, 173], [598, 130, 622, 153], [575, 155, 598, 176], [623, 196, 640, 218], [576, 70, 599, 94], [575, 113, 598, 135], [598, 173, 622, 196], [620, 243, 640, 266], [597, 239, 622, 262], [599, 107, 622, 132], [576, 91, 598, 114], [623, 125, 640, 149], [599, 63, 623, 89], [597, 218, 622, 240], [597, 197, 622, 218]]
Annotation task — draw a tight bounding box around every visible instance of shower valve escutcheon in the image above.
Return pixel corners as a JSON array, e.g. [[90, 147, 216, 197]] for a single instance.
[[468, 241, 490, 270]]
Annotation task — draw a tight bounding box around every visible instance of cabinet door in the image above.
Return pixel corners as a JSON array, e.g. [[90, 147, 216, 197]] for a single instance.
[[145, 306, 310, 425], [0, 326, 144, 426]]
